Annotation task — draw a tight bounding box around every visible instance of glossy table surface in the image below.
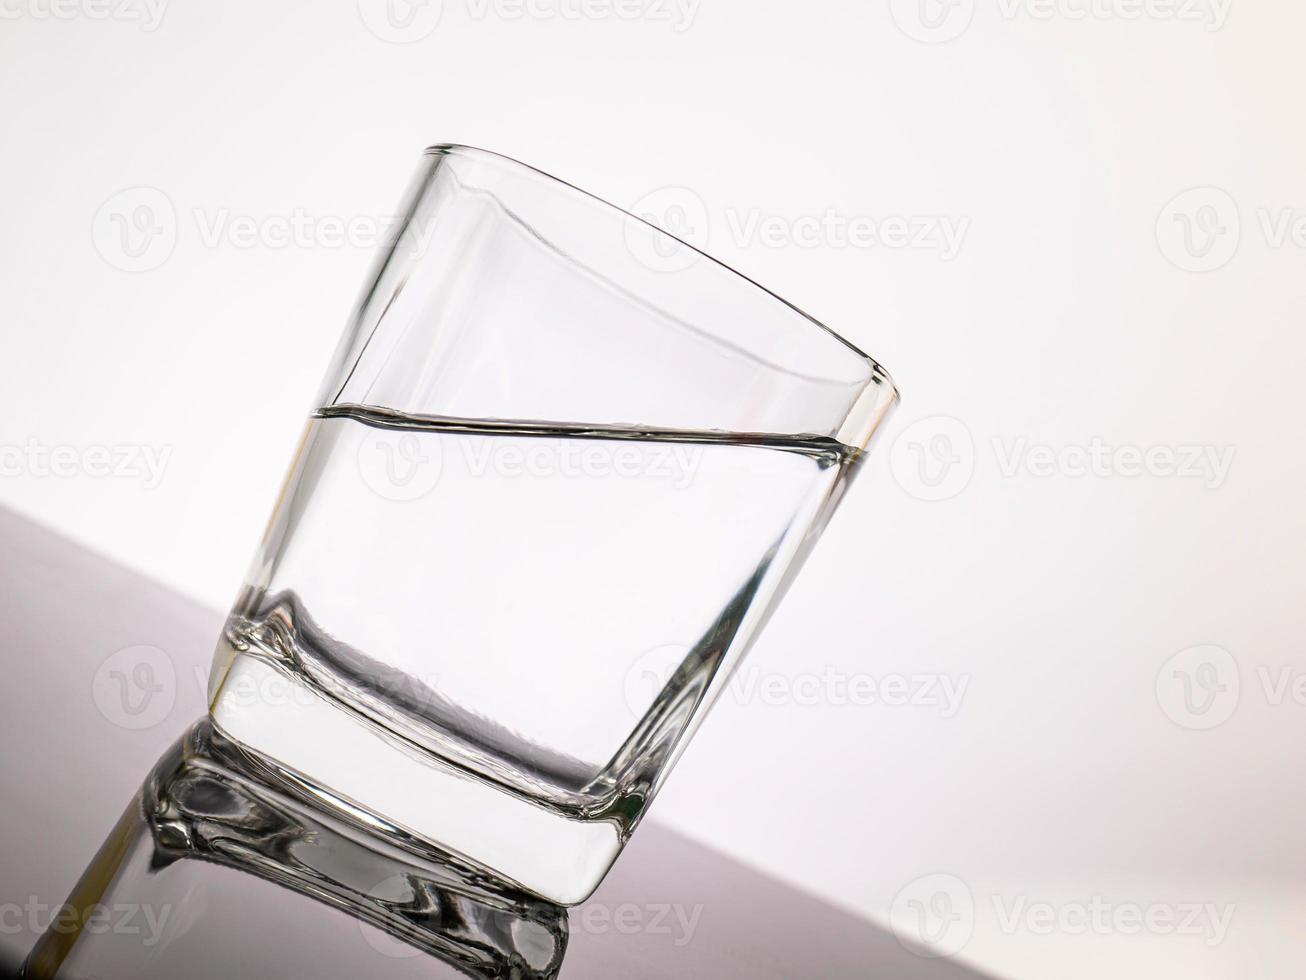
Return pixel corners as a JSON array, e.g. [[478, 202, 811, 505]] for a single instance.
[[0, 508, 990, 979]]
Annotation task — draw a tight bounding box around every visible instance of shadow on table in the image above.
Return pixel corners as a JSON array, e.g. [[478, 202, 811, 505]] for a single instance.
[[21, 720, 568, 979]]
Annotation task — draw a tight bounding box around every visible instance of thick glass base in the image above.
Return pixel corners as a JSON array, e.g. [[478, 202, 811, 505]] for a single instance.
[[209, 645, 625, 906]]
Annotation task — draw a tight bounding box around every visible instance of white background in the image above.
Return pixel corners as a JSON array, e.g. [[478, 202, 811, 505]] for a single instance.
[[2, 2, 1303, 977]]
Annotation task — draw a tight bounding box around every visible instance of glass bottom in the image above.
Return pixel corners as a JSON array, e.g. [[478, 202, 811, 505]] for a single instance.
[[209, 644, 625, 905]]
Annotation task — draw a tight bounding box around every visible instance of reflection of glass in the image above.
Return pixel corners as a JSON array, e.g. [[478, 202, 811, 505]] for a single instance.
[[22, 720, 567, 979], [207, 145, 898, 904]]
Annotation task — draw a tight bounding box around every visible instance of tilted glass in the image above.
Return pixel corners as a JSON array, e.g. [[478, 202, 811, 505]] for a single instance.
[[209, 145, 897, 905]]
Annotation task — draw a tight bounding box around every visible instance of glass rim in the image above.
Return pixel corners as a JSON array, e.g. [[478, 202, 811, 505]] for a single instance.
[[422, 143, 899, 407]]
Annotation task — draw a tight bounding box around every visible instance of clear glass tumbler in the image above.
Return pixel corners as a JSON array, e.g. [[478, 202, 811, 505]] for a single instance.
[[208, 145, 897, 905]]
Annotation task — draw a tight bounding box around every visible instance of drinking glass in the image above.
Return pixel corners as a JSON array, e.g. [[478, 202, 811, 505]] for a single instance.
[[208, 145, 897, 905]]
